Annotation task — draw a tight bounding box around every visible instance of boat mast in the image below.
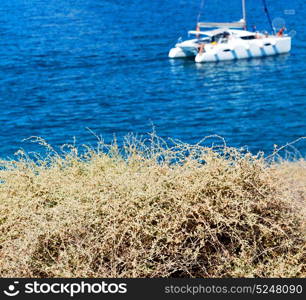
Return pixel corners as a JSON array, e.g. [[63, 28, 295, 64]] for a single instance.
[[242, 0, 247, 28]]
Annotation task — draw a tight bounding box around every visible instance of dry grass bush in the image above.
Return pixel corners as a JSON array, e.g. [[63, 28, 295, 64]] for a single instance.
[[0, 134, 305, 278]]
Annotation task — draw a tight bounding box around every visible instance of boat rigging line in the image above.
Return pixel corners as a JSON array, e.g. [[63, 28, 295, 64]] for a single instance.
[[197, 0, 206, 24], [262, 0, 275, 34]]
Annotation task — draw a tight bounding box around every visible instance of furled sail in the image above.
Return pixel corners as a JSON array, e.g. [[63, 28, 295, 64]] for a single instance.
[[197, 20, 246, 29]]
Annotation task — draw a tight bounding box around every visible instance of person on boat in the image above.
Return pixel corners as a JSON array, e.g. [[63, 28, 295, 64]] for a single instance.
[[277, 27, 286, 37], [255, 31, 262, 39], [221, 31, 230, 43], [223, 31, 230, 38], [198, 43, 205, 54], [210, 35, 218, 44]]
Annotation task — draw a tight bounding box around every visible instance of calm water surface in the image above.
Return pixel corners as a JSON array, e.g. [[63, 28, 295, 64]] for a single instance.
[[0, 0, 305, 157]]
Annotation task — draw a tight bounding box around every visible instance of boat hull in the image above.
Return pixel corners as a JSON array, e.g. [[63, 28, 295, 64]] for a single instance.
[[168, 47, 194, 58], [195, 36, 291, 63], [168, 40, 199, 58]]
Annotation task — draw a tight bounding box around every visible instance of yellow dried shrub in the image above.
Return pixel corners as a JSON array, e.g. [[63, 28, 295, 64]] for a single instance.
[[0, 135, 305, 277]]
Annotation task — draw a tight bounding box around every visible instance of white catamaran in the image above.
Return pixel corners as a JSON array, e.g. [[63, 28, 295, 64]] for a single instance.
[[168, 0, 291, 63]]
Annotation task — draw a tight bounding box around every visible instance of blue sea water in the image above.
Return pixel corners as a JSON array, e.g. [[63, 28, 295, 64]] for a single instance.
[[0, 0, 305, 158]]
